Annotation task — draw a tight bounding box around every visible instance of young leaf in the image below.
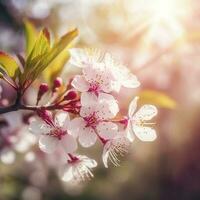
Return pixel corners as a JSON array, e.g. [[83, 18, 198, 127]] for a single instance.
[[43, 50, 70, 84], [0, 51, 19, 79], [20, 28, 51, 84], [26, 28, 51, 66], [41, 28, 78, 71], [31, 28, 78, 81], [20, 28, 78, 90], [24, 20, 37, 56]]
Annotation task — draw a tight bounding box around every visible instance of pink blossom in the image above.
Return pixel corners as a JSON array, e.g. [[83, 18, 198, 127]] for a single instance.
[[29, 111, 77, 154], [69, 93, 119, 147], [70, 49, 140, 100]]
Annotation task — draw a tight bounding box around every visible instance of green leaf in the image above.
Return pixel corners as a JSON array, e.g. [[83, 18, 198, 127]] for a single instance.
[[24, 20, 37, 56], [20, 28, 78, 89], [31, 28, 78, 81], [137, 90, 177, 109], [26, 28, 51, 66], [40, 28, 78, 71], [0, 51, 19, 78], [20, 28, 51, 84], [43, 50, 70, 84]]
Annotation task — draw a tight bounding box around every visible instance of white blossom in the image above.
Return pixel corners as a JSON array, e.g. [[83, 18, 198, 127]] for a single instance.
[[29, 111, 77, 154], [127, 97, 158, 142], [59, 154, 97, 182], [102, 133, 130, 168], [70, 48, 140, 98], [70, 93, 119, 147]]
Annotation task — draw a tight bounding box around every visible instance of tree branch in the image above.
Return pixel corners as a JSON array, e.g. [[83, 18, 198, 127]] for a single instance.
[[0, 103, 63, 114], [0, 89, 59, 114]]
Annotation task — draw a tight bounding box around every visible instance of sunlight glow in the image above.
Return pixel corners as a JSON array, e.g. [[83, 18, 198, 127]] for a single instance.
[[126, 0, 190, 47]]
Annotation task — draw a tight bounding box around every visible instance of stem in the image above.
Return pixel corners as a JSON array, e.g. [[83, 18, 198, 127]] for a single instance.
[[2, 77, 17, 90], [0, 103, 67, 114], [0, 88, 69, 114]]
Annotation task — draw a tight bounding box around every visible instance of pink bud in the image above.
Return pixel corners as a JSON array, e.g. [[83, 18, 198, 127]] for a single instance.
[[37, 83, 49, 105], [53, 77, 63, 88], [64, 90, 77, 101], [39, 83, 49, 94]]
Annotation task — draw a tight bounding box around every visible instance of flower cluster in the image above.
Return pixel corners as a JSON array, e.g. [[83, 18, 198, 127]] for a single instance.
[[29, 49, 158, 182]]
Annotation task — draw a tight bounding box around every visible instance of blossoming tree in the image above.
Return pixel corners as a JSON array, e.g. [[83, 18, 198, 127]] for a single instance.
[[0, 21, 157, 182]]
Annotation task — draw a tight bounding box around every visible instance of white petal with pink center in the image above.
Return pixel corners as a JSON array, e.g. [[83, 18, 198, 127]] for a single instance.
[[80, 93, 119, 120], [102, 133, 130, 168], [71, 75, 89, 92], [29, 111, 77, 154], [72, 93, 119, 147], [59, 155, 97, 182], [104, 53, 140, 89], [69, 117, 97, 148], [128, 97, 158, 142], [70, 48, 139, 98], [83, 64, 115, 93]]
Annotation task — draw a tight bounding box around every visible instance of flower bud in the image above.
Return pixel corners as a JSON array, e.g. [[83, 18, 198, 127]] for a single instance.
[[39, 83, 49, 94], [37, 83, 49, 105], [63, 90, 77, 101], [53, 77, 63, 88]]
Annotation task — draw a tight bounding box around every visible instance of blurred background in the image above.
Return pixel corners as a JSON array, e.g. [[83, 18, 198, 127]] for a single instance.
[[0, 0, 200, 199]]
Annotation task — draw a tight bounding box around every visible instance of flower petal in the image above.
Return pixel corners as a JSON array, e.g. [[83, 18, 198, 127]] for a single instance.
[[126, 122, 135, 142], [68, 117, 85, 138], [69, 48, 88, 68], [128, 96, 139, 118], [55, 111, 70, 127], [133, 126, 157, 141], [98, 93, 116, 102], [81, 156, 97, 168], [59, 164, 73, 182], [102, 141, 111, 168], [80, 92, 97, 107], [96, 122, 118, 139], [39, 135, 58, 153], [122, 73, 140, 88], [29, 120, 47, 136], [61, 134, 77, 153], [135, 105, 158, 121], [83, 63, 104, 83], [96, 95, 119, 119], [71, 75, 90, 92], [78, 128, 97, 147], [111, 81, 121, 92]]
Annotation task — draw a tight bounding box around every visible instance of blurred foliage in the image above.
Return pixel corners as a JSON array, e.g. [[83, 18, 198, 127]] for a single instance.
[[138, 90, 177, 109]]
